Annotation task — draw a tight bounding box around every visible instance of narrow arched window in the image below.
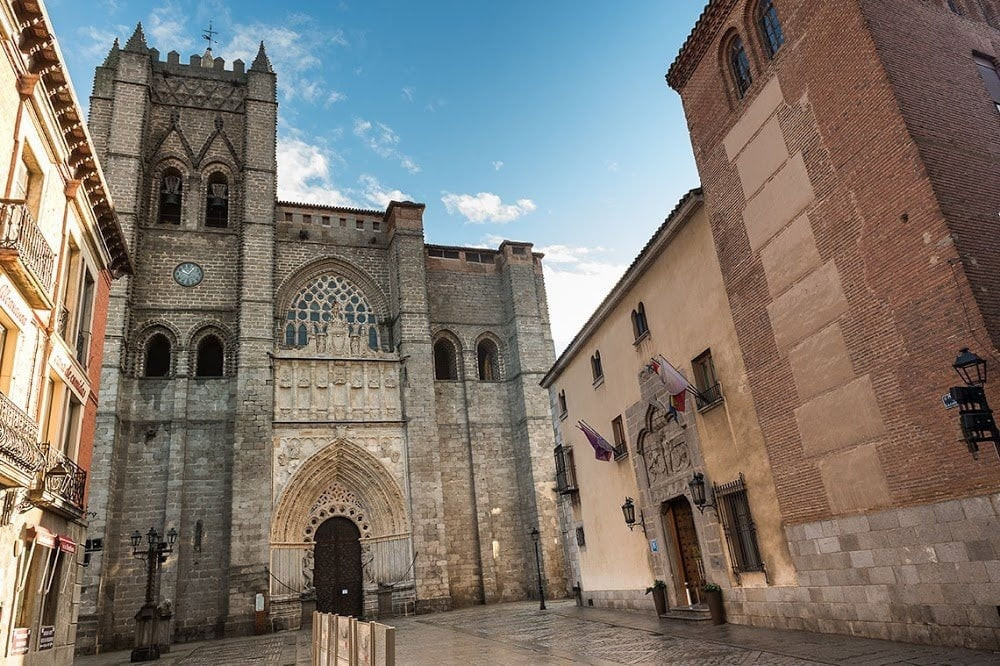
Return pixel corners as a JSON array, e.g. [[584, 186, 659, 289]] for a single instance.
[[158, 168, 183, 224], [204, 172, 229, 228], [144, 334, 171, 377], [195, 335, 224, 377], [368, 326, 379, 351], [591, 351, 603, 382], [757, 1, 785, 57], [434, 338, 458, 380], [729, 37, 753, 97], [477, 339, 500, 381], [632, 302, 649, 340]]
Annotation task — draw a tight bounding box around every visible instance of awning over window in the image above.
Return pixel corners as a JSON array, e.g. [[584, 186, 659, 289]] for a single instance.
[[27, 525, 57, 549]]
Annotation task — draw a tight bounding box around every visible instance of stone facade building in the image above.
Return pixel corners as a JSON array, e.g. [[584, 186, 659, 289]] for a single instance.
[[0, 0, 132, 662], [542, 190, 796, 615], [78, 26, 564, 653], [665, 0, 1000, 651]]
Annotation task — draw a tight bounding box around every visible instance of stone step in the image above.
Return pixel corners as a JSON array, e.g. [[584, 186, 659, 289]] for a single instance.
[[659, 605, 712, 622]]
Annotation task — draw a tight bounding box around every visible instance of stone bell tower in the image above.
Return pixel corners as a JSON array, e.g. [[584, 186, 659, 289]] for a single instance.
[[78, 23, 277, 651]]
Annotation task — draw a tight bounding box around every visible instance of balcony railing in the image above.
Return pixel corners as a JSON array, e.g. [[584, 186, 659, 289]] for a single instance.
[[695, 382, 725, 412], [0, 199, 55, 308], [0, 390, 45, 478], [554, 445, 578, 495], [36, 443, 86, 514]]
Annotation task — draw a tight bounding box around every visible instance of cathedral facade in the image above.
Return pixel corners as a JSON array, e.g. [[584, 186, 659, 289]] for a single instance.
[[78, 26, 564, 652]]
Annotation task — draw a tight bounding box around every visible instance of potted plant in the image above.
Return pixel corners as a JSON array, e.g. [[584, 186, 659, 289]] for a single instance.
[[645, 580, 667, 616], [703, 582, 725, 625]]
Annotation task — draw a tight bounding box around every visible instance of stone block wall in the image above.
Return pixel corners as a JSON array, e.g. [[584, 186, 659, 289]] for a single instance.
[[725, 493, 1000, 650]]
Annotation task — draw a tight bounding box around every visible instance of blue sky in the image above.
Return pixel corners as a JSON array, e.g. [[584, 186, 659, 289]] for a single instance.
[[47, 0, 705, 351]]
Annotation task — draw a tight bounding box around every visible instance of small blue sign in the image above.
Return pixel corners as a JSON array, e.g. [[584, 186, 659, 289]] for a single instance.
[[942, 393, 958, 410], [650, 539, 658, 553]]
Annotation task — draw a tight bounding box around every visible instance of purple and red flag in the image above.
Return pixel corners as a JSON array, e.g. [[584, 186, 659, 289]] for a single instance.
[[577, 421, 615, 462]]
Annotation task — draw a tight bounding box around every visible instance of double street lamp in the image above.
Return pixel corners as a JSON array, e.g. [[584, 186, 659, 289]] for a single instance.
[[129, 527, 177, 662]]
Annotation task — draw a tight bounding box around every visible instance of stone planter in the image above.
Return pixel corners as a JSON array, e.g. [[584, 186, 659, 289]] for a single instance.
[[704, 588, 725, 625]]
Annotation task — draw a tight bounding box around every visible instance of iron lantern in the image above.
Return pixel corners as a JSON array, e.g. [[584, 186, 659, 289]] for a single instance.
[[689, 473, 708, 507], [167, 527, 178, 547], [621, 497, 636, 528], [130, 531, 142, 549], [146, 527, 158, 547], [954, 348, 987, 387], [530, 527, 540, 543]]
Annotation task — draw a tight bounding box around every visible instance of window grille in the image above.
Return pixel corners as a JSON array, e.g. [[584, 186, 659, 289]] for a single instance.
[[575, 526, 586, 548], [591, 351, 603, 383], [631, 303, 649, 340], [714, 474, 765, 582]]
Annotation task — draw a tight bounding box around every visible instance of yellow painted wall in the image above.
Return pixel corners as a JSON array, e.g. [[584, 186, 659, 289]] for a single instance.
[[550, 195, 795, 598]]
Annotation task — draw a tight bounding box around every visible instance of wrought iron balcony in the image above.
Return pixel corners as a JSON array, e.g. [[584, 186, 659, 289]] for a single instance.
[[554, 445, 578, 495], [34, 443, 86, 516], [696, 382, 725, 412], [0, 199, 55, 309], [0, 390, 45, 481]]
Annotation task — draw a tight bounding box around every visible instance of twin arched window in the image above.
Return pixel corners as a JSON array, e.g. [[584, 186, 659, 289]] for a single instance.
[[157, 168, 230, 227], [142, 330, 226, 378], [631, 303, 649, 340], [726, 1, 785, 99], [591, 351, 604, 382]]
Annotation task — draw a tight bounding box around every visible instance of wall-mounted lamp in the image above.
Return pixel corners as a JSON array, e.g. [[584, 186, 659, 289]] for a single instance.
[[954, 348, 987, 387], [621, 497, 647, 534], [689, 472, 717, 515]]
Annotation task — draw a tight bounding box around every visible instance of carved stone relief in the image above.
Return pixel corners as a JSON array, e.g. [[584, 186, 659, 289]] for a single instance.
[[274, 359, 401, 422]]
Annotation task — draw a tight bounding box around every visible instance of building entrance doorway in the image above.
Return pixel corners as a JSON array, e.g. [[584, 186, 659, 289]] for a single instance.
[[314, 517, 363, 616], [661, 496, 704, 606]]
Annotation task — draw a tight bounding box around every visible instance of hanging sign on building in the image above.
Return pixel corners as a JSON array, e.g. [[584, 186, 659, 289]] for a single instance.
[[11, 628, 30, 655], [38, 625, 55, 650], [49, 339, 89, 402], [650, 539, 658, 553]]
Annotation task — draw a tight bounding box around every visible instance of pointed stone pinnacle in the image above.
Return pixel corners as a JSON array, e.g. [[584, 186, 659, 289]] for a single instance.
[[102, 37, 121, 67], [250, 41, 273, 73], [124, 22, 148, 53]]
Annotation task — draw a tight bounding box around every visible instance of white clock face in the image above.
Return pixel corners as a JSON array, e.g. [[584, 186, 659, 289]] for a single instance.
[[173, 262, 204, 287]]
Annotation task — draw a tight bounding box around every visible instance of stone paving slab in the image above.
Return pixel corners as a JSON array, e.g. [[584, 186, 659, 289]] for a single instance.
[[75, 599, 1000, 665]]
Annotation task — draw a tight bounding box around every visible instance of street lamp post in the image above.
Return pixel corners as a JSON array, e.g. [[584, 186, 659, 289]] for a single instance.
[[530, 527, 546, 611], [129, 527, 177, 662]]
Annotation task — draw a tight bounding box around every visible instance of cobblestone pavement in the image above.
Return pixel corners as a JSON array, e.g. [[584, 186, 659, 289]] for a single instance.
[[75, 599, 1000, 665]]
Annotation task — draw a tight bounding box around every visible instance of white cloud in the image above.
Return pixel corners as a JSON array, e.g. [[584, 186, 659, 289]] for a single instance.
[[358, 174, 411, 209], [401, 86, 414, 102], [326, 90, 347, 105], [441, 192, 536, 224], [78, 24, 130, 59], [607, 161, 619, 172], [353, 118, 421, 173], [536, 244, 609, 264], [492, 161, 504, 171], [221, 18, 329, 102], [148, 4, 194, 51], [330, 29, 348, 47], [543, 255, 628, 354], [276, 134, 355, 207]]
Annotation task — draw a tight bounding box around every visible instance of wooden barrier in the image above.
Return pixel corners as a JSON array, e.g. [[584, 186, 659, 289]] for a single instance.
[[312, 611, 395, 665]]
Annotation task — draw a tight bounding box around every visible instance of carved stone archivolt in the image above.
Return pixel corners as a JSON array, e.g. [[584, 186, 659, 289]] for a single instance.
[[270, 438, 408, 544]]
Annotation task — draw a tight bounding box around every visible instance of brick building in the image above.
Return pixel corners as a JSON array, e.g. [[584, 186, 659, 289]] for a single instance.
[[667, 0, 1000, 650], [0, 0, 132, 662], [77, 25, 564, 653]]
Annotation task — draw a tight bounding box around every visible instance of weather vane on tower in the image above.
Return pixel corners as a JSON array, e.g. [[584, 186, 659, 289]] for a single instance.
[[202, 20, 218, 50]]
